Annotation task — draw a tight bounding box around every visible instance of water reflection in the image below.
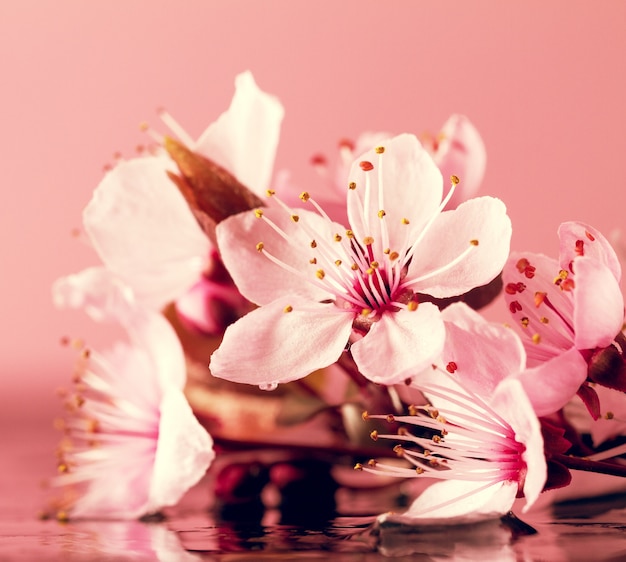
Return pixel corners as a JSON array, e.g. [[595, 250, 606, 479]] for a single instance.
[[4, 489, 626, 560]]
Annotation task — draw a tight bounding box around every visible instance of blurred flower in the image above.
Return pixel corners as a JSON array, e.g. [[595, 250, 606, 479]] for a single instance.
[[51, 270, 214, 519], [211, 134, 511, 387], [360, 373, 546, 524], [78, 71, 283, 333], [502, 221, 625, 417]]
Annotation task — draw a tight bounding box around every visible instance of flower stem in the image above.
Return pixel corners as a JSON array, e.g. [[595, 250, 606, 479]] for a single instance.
[[552, 453, 626, 478]]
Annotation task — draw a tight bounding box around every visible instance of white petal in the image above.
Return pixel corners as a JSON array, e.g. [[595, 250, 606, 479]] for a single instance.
[[84, 156, 210, 310], [195, 71, 284, 193], [210, 297, 354, 387], [148, 390, 215, 511], [347, 134, 443, 254], [351, 305, 445, 385], [379, 480, 518, 524], [407, 197, 511, 298]]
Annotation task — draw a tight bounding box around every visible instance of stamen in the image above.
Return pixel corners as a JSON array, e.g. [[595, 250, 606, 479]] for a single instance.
[[157, 109, 195, 147]]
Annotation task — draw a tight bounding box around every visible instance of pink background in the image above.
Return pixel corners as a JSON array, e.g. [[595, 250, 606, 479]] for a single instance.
[[2, 0, 626, 429]]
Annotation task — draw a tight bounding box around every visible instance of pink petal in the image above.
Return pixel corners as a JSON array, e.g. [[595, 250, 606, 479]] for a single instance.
[[572, 257, 625, 349], [503, 251, 578, 364], [148, 389, 215, 512], [52, 266, 136, 323], [195, 71, 284, 194], [491, 378, 546, 511], [514, 347, 588, 417], [346, 134, 443, 253], [380, 480, 518, 523], [128, 311, 188, 391], [350, 304, 445, 385], [216, 206, 340, 305], [433, 114, 486, 210], [440, 303, 526, 395], [210, 297, 353, 387], [559, 221, 622, 282], [407, 196, 512, 298], [83, 156, 210, 309]]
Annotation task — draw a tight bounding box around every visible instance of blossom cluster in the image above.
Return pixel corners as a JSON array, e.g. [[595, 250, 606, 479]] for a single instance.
[[49, 71, 626, 527]]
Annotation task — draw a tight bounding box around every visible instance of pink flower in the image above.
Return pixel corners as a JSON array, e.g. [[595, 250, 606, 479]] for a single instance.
[[502, 221, 625, 417], [211, 134, 511, 387], [51, 271, 214, 519], [360, 372, 546, 523], [80, 71, 283, 330]]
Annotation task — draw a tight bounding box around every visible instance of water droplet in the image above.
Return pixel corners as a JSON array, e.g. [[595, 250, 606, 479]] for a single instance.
[[259, 381, 279, 391]]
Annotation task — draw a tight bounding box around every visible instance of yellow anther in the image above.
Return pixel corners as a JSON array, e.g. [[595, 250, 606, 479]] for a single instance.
[[378, 210, 386, 218], [470, 239, 479, 246], [299, 191, 310, 202], [310, 240, 317, 248], [367, 459, 377, 467], [521, 316, 529, 328], [383, 248, 390, 254], [370, 430, 379, 441], [309, 258, 317, 264], [361, 308, 371, 316], [266, 189, 276, 196], [401, 218, 410, 225], [254, 209, 264, 218], [283, 305, 293, 313], [393, 445, 404, 455], [407, 301, 418, 312], [351, 263, 359, 271], [334, 233, 342, 242], [354, 463, 363, 471], [415, 467, 425, 475], [366, 268, 375, 275], [532, 333, 541, 344], [363, 236, 374, 245], [370, 261, 379, 268], [389, 251, 400, 261], [451, 175, 460, 185], [256, 242, 264, 252], [348, 182, 357, 190], [540, 317, 549, 324], [316, 269, 325, 279], [433, 435, 442, 443], [291, 214, 299, 222], [362, 411, 369, 420], [375, 146, 385, 154], [335, 260, 342, 266], [346, 229, 355, 239], [605, 411, 615, 420], [408, 404, 418, 416]]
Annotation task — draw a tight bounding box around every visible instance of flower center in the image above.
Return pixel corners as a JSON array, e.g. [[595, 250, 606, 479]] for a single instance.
[[254, 144, 476, 331]]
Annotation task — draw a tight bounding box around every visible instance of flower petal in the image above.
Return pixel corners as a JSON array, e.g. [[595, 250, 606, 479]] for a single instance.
[[491, 378, 546, 511], [52, 266, 136, 324], [83, 156, 210, 309], [380, 480, 518, 523], [434, 114, 486, 210], [407, 197, 512, 298], [216, 206, 340, 305], [195, 71, 284, 194], [440, 303, 526, 395], [346, 134, 443, 253], [350, 304, 445, 385], [148, 389, 215, 512], [572, 257, 625, 349], [210, 297, 353, 387], [559, 221, 621, 282], [514, 347, 588, 417]]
